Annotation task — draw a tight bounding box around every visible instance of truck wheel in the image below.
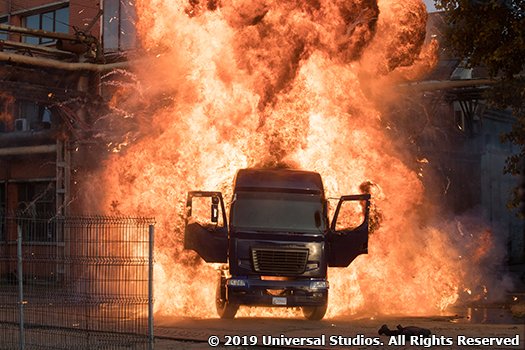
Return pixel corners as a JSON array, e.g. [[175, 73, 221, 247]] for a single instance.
[[216, 277, 239, 319], [302, 304, 327, 321]]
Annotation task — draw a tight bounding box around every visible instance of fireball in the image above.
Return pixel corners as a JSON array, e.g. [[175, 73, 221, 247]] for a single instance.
[[88, 0, 494, 318]]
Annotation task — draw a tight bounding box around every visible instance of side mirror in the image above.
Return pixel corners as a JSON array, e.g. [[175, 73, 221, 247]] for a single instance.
[[211, 196, 219, 223]]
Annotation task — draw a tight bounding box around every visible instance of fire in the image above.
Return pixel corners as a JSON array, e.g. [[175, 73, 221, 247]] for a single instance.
[[87, 0, 497, 318]]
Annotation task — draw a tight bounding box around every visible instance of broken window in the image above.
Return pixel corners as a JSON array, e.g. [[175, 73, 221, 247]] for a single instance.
[[103, 0, 137, 51], [16, 182, 56, 241], [22, 6, 69, 45]]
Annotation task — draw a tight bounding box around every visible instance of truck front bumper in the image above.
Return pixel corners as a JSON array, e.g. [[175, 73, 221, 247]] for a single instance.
[[226, 278, 328, 307]]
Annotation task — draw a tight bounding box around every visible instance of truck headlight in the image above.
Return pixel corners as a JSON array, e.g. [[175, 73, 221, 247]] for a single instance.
[[310, 281, 328, 289], [227, 279, 247, 287]]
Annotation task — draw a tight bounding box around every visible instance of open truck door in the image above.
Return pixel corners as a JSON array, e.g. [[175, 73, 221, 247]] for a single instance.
[[184, 191, 228, 263], [327, 194, 370, 267]]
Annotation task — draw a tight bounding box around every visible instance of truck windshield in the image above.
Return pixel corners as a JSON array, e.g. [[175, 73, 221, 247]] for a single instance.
[[231, 191, 325, 233]]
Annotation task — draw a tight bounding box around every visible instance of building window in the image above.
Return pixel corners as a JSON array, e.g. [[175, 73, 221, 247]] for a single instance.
[[23, 6, 69, 45], [16, 100, 54, 132], [17, 182, 56, 241], [0, 16, 8, 41], [103, 0, 136, 51]]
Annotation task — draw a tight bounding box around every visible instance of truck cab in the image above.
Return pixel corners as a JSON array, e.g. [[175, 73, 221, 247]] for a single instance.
[[184, 168, 370, 320]]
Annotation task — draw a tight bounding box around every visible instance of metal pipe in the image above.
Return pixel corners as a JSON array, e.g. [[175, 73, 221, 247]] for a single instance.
[[0, 39, 76, 58], [148, 224, 155, 350], [0, 52, 130, 71], [17, 225, 25, 350], [0, 23, 78, 41], [400, 79, 496, 91], [0, 144, 57, 156], [7, 177, 56, 183]]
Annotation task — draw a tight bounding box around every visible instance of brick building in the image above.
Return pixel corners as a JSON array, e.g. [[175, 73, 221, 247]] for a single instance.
[[0, 0, 136, 281]]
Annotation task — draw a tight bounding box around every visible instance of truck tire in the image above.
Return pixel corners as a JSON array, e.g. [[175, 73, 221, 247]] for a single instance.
[[302, 303, 327, 321], [216, 276, 239, 319]]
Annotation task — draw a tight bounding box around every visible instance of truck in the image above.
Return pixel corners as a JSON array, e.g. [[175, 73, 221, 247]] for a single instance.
[[184, 168, 370, 320]]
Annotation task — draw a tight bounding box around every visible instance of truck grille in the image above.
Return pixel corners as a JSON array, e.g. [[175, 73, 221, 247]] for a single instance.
[[251, 248, 309, 275]]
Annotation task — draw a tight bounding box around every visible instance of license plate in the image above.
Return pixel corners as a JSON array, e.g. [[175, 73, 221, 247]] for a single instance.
[[272, 297, 287, 305]]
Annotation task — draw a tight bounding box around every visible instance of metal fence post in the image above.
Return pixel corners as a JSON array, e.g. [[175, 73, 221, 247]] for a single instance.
[[148, 224, 154, 350], [17, 224, 25, 350]]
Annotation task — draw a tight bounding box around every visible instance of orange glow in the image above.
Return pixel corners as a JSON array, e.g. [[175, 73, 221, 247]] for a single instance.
[[0, 92, 14, 125], [91, 0, 494, 318]]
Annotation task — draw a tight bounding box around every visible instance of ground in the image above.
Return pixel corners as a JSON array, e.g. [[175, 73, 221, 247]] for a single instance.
[[152, 301, 525, 349]]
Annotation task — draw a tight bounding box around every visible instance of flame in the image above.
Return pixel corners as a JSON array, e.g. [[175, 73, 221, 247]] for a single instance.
[[86, 0, 497, 318]]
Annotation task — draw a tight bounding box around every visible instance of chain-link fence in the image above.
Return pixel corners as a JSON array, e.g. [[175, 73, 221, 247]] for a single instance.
[[0, 215, 154, 350]]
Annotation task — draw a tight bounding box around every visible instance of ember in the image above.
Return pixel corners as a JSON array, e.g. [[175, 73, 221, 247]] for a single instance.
[[88, 0, 496, 318]]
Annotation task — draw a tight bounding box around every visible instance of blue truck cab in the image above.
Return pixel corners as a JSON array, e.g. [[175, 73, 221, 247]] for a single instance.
[[184, 168, 370, 320]]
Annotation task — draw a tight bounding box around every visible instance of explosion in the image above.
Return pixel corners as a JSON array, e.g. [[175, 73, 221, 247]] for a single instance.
[[88, 0, 495, 318]]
